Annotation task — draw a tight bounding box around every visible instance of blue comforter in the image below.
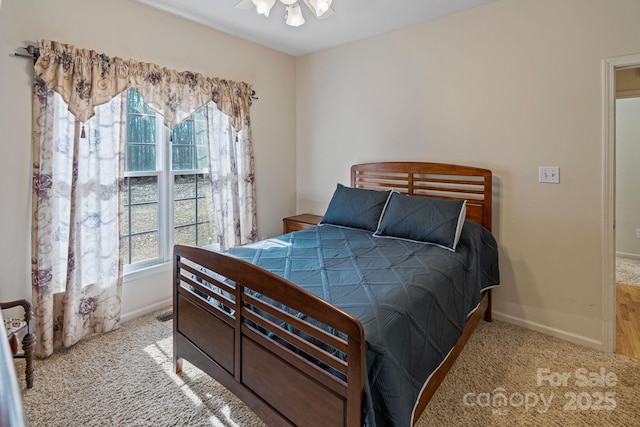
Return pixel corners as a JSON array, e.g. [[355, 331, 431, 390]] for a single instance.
[[223, 220, 499, 426]]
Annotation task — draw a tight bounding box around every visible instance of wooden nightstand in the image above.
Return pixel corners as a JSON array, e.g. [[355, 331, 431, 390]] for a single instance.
[[283, 214, 323, 234]]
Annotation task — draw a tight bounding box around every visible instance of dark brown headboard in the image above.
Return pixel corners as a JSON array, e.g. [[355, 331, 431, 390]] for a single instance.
[[350, 162, 493, 231]]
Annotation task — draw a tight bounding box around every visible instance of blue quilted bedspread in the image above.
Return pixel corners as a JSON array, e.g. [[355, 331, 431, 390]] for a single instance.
[[224, 220, 499, 427]]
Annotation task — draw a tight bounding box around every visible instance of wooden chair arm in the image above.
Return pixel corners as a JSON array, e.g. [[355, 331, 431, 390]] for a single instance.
[[0, 300, 33, 323]]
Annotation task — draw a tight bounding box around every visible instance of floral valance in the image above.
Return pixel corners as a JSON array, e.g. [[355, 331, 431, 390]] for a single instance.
[[34, 39, 253, 131]]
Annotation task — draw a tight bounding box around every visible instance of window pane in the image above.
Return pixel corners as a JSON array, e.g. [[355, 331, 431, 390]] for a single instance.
[[193, 107, 206, 144], [131, 204, 158, 234], [174, 225, 196, 246], [123, 176, 159, 265], [197, 204, 214, 224], [126, 88, 156, 173], [131, 232, 158, 264], [127, 144, 157, 172], [196, 146, 208, 170], [197, 178, 214, 224], [174, 200, 196, 227], [172, 146, 194, 170], [172, 117, 194, 170], [197, 222, 216, 247], [172, 174, 216, 247], [130, 176, 158, 203], [196, 175, 211, 196], [194, 110, 207, 172], [174, 175, 196, 199], [171, 105, 207, 171], [172, 119, 194, 145], [127, 115, 156, 144]]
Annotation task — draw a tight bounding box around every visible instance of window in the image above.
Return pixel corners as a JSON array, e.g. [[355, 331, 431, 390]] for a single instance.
[[123, 89, 216, 271]]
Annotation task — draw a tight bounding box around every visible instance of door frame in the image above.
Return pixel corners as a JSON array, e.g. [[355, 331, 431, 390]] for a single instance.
[[602, 53, 640, 354]]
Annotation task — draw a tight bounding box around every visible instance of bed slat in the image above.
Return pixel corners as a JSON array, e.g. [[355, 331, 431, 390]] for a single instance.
[[242, 308, 348, 376], [244, 292, 349, 353]]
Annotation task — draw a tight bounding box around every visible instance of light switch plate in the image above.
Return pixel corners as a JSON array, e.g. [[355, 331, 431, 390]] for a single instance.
[[539, 166, 560, 183]]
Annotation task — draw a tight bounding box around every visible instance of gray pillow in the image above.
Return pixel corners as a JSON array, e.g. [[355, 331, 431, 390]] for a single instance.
[[374, 193, 467, 251], [320, 184, 391, 232]]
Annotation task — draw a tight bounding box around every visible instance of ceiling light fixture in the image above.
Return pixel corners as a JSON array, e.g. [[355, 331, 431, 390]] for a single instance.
[[285, 3, 305, 27], [237, 0, 334, 27]]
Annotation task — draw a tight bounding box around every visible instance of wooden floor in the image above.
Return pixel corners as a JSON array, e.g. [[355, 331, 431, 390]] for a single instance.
[[616, 283, 640, 360]]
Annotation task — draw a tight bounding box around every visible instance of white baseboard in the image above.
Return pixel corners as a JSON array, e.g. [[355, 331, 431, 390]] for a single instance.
[[492, 310, 603, 351], [120, 298, 172, 324], [616, 251, 640, 260]]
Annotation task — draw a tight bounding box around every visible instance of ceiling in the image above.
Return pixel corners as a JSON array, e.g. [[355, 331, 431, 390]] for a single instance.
[[135, 0, 498, 57]]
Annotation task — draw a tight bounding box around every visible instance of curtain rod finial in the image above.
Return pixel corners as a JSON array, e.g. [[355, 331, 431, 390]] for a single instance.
[[13, 45, 39, 63]]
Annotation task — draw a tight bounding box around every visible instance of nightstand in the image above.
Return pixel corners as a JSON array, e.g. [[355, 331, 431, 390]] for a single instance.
[[283, 214, 323, 233]]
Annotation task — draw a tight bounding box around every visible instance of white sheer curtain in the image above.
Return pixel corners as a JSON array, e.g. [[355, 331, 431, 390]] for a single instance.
[[32, 90, 124, 357], [205, 102, 257, 250]]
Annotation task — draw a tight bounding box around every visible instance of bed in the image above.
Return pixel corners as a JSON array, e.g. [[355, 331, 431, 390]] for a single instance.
[[173, 161, 499, 426]]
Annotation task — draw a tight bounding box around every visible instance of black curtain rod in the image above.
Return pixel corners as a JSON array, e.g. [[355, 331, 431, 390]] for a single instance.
[[13, 45, 39, 63], [13, 45, 258, 100]]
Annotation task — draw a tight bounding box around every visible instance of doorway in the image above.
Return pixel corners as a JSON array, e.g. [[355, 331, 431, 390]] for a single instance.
[[614, 69, 640, 359], [603, 54, 640, 357]]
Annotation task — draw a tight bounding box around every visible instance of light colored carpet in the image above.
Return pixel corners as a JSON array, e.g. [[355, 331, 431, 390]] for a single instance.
[[17, 309, 640, 426], [616, 256, 640, 287]]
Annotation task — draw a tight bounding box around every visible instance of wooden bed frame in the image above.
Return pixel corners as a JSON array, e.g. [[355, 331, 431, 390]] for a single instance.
[[173, 161, 494, 426]]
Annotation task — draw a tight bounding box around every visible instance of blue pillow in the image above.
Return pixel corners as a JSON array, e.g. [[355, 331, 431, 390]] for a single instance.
[[320, 184, 391, 232], [374, 193, 467, 251]]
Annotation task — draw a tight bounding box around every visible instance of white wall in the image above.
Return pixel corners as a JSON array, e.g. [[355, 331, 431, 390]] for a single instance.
[[295, 0, 640, 349], [616, 97, 640, 258], [0, 0, 296, 319]]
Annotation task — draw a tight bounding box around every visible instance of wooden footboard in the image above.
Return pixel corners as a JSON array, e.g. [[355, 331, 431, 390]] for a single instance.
[[173, 244, 366, 427]]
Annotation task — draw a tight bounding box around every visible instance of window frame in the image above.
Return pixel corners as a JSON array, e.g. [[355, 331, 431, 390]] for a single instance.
[[122, 92, 213, 276]]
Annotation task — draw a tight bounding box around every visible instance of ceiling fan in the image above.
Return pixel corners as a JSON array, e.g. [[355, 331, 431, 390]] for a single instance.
[[235, 0, 334, 27]]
